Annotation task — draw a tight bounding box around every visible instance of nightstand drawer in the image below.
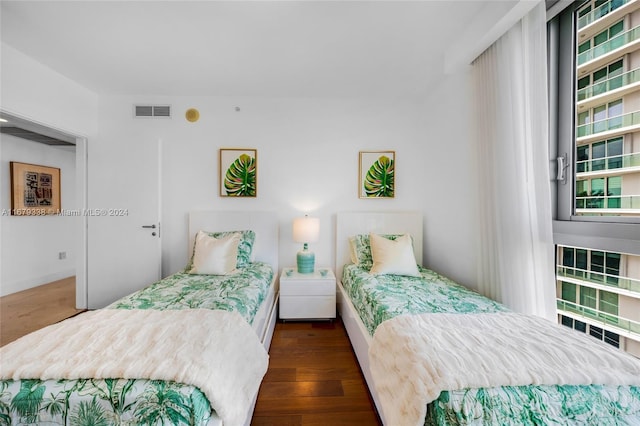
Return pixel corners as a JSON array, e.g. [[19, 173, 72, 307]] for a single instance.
[[280, 280, 335, 296], [279, 267, 336, 320], [279, 295, 336, 319]]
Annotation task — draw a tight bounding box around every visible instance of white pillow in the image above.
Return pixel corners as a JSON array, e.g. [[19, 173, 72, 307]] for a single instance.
[[189, 231, 240, 275], [369, 233, 420, 277]]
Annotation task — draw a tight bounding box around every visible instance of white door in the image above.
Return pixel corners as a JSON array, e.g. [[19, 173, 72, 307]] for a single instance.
[[87, 137, 161, 308]]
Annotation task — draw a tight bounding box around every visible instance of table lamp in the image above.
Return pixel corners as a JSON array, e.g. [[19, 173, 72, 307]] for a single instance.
[[293, 215, 320, 273]]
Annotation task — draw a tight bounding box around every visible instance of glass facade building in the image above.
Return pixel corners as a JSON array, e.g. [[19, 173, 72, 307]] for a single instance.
[[555, 0, 640, 357]]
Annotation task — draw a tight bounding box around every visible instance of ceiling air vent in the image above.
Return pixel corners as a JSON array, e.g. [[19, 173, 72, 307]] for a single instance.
[[134, 105, 172, 118]]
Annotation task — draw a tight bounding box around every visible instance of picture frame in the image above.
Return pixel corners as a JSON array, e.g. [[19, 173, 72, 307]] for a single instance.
[[359, 151, 395, 198], [219, 148, 258, 197], [10, 161, 61, 215]]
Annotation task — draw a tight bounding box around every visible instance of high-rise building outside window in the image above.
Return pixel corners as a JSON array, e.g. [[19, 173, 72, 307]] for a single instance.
[[549, 0, 640, 358], [573, 3, 640, 217], [556, 245, 638, 353]]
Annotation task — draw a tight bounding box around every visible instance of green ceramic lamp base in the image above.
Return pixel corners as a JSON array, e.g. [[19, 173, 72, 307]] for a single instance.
[[297, 243, 315, 274]]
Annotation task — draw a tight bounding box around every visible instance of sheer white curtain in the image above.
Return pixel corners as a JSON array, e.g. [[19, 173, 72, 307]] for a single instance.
[[472, 1, 556, 321]]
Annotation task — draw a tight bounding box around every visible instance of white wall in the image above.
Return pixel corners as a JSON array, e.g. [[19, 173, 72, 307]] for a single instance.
[[96, 74, 479, 291], [97, 96, 427, 276], [0, 43, 98, 137], [1, 42, 99, 303], [1, 39, 479, 304], [0, 135, 76, 295], [417, 67, 478, 290]]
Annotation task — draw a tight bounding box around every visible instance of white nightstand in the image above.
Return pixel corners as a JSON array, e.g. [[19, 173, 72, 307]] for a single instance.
[[279, 267, 336, 320]]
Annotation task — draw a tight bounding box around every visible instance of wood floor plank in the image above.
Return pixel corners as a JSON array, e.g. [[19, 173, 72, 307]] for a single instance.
[[263, 367, 297, 382], [341, 379, 374, 398], [253, 395, 375, 415], [0, 276, 84, 347], [251, 414, 303, 426], [268, 351, 359, 369], [301, 411, 381, 425], [296, 367, 364, 382], [258, 380, 344, 398], [268, 344, 352, 356]]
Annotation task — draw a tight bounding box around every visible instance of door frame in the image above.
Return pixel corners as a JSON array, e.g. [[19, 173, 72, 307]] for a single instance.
[[75, 136, 88, 309], [0, 109, 88, 308]]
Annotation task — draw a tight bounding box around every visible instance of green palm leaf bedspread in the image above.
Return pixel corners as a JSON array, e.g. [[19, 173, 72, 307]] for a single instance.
[[0, 262, 274, 426], [108, 261, 273, 324], [341, 264, 640, 425], [342, 264, 509, 336]]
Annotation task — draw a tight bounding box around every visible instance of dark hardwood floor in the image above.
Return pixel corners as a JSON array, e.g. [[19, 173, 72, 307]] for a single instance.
[[252, 319, 382, 425], [1, 282, 381, 424]]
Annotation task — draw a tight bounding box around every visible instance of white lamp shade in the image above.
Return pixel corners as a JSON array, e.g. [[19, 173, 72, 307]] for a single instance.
[[293, 216, 320, 243]]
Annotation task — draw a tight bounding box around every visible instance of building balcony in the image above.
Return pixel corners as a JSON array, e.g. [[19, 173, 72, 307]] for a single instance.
[[576, 110, 640, 144], [578, 0, 629, 31], [576, 152, 640, 176], [557, 265, 640, 295], [557, 299, 640, 340], [575, 194, 640, 214], [577, 68, 640, 111], [577, 0, 640, 50], [577, 25, 640, 77]]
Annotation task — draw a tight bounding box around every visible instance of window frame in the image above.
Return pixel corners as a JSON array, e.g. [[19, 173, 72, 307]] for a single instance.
[[548, 2, 640, 256]]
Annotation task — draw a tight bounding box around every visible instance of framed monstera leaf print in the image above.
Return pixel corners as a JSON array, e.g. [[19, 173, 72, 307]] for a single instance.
[[359, 151, 395, 198], [219, 148, 257, 197]]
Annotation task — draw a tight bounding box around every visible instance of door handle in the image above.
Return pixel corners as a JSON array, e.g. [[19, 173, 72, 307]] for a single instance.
[[142, 223, 160, 237]]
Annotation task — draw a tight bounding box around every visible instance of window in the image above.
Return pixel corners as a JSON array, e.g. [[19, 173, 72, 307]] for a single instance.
[[577, 99, 623, 137], [604, 330, 620, 347], [562, 281, 577, 302], [561, 315, 574, 328], [575, 176, 621, 210], [577, 59, 623, 101], [606, 252, 621, 284], [559, 315, 619, 348], [590, 325, 604, 339], [576, 137, 623, 172], [575, 319, 588, 333], [551, 1, 640, 220], [550, 0, 640, 357], [599, 290, 618, 317], [559, 246, 621, 282], [580, 286, 598, 308]]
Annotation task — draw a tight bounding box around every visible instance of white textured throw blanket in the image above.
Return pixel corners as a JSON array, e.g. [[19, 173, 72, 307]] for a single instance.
[[369, 312, 640, 426], [0, 309, 269, 426]]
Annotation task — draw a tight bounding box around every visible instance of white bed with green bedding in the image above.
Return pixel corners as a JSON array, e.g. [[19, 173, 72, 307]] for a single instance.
[[0, 211, 279, 426], [336, 211, 640, 425]]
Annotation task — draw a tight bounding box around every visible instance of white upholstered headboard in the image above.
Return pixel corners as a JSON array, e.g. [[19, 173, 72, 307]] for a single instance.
[[335, 211, 423, 281], [188, 211, 279, 273]]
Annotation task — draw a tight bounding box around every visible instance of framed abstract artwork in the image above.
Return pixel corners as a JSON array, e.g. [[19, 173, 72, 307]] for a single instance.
[[359, 151, 395, 198], [219, 148, 257, 197], [10, 161, 61, 215]]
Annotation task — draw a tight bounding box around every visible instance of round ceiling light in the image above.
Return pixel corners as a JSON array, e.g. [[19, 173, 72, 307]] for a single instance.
[[185, 108, 200, 123]]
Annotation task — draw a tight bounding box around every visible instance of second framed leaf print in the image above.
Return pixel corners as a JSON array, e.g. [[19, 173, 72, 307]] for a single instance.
[[219, 148, 257, 197], [359, 151, 395, 198]]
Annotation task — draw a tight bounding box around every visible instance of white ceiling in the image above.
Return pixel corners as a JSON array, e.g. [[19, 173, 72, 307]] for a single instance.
[[1, 1, 523, 99]]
